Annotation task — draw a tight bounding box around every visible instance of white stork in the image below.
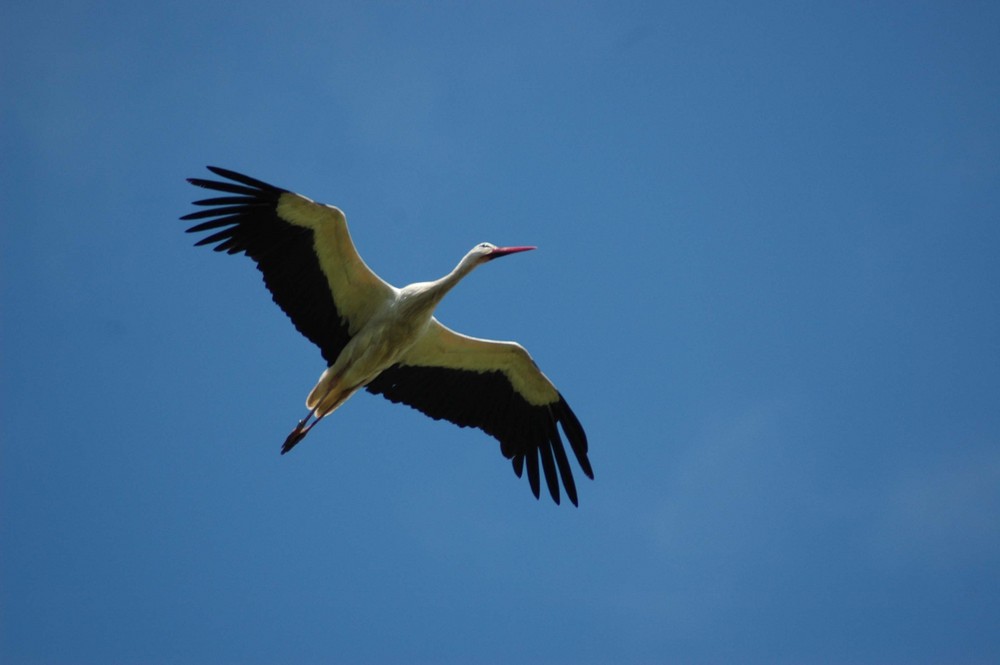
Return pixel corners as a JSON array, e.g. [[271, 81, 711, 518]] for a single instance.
[[182, 166, 593, 505]]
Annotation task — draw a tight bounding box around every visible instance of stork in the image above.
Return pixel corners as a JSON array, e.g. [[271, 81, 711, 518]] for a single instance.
[[182, 167, 593, 505]]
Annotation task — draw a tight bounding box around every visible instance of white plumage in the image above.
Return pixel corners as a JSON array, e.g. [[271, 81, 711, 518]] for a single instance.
[[183, 167, 593, 505]]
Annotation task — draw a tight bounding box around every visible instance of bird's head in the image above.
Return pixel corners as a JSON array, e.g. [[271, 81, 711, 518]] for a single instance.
[[471, 242, 537, 264]]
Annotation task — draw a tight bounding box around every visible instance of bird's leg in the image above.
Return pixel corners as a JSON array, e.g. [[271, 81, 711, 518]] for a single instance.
[[281, 408, 322, 454], [282, 369, 353, 455]]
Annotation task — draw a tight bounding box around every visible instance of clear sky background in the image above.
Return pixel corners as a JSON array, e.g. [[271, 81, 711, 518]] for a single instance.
[[2, 2, 999, 663]]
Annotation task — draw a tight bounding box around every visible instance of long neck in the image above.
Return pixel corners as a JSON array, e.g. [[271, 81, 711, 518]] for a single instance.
[[402, 253, 481, 317], [426, 253, 480, 304]]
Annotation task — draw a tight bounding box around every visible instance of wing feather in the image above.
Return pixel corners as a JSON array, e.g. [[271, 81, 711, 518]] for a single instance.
[[182, 166, 394, 364], [365, 319, 592, 505]]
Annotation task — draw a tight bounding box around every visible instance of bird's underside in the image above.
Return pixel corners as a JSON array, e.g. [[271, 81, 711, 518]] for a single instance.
[[183, 166, 593, 505]]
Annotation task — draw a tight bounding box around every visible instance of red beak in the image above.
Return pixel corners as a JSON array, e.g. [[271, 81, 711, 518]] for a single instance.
[[489, 245, 537, 259]]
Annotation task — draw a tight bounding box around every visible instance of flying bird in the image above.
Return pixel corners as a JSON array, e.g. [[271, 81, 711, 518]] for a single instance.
[[182, 166, 593, 505]]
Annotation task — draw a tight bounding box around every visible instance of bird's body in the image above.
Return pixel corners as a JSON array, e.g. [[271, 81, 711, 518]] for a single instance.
[[293, 251, 496, 447], [183, 167, 592, 505]]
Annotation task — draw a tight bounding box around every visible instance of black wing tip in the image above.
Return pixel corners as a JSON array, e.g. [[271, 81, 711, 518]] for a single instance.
[[536, 437, 561, 505], [556, 395, 594, 480], [185, 166, 286, 200], [182, 167, 287, 241], [206, 165, 285, 192], [203, 165, 250, 184], [186, 176, 216, 189], [525, 449, 541, 500], [539, 395, 591, 505], [508, 403, 588, 507]]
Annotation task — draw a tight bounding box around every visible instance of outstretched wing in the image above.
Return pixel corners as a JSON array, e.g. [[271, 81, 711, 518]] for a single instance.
[[182, 166, 395, 365], [365, 319, 593, 505]]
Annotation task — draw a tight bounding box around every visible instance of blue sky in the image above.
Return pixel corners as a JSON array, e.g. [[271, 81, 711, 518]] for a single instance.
[[2, 1, 999, 663]]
